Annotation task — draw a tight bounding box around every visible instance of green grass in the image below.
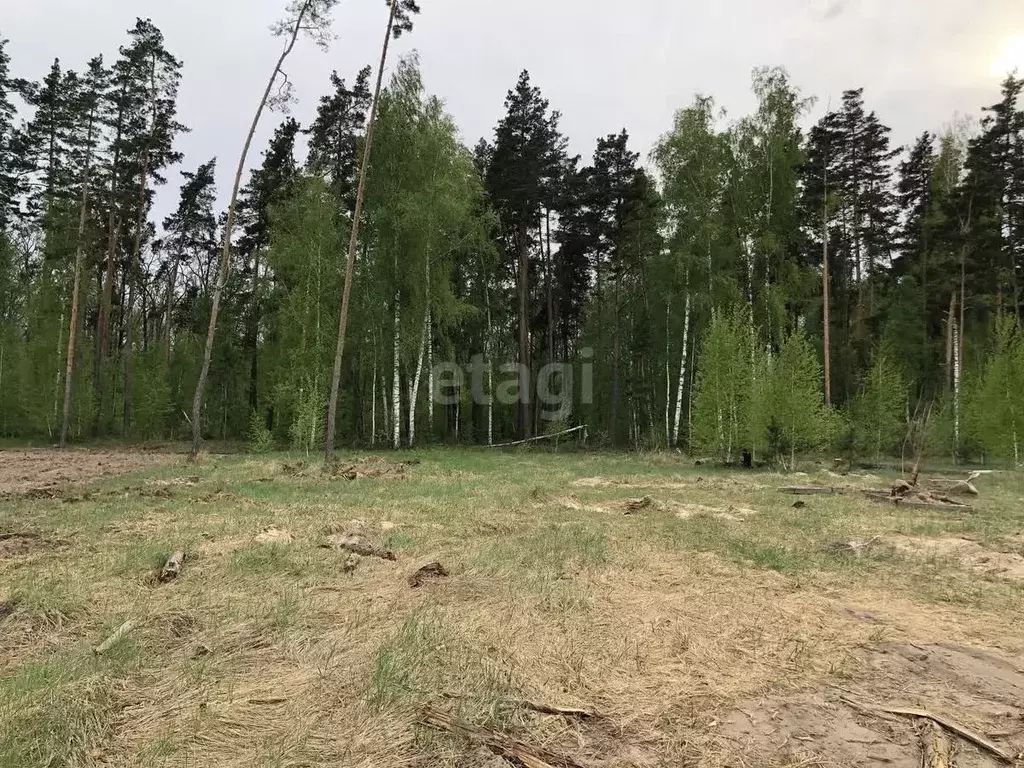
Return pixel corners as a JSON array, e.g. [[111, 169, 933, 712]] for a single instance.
[[1, 446, 1022, 767]]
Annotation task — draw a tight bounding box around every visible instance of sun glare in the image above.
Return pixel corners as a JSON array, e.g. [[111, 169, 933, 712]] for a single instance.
[[991, 33, 1024, 77]]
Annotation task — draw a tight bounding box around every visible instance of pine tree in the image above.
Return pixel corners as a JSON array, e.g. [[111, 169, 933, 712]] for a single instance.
[[485, 70, 564, 439], [60, 56, 111, 447], [305, 67, 371, 208], [159, 158, 217, 363], [0, 38, 23, 230]]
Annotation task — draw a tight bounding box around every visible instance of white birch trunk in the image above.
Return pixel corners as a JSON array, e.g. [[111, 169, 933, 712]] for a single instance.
[[408, 312, 428, 447], [392, 294, 401, 450], [671, 283, 691, 447], [426, 308, 433, 437]]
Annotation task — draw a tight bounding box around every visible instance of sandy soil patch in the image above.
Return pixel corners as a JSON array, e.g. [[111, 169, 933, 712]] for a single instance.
[[886, 535, 1024, 583]]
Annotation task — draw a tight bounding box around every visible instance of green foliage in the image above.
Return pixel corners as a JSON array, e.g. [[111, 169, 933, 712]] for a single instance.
[[968, 315, 1024, 464], [247, 410, 274, 453], [691, 310, 753, 461], [763, 330, 831, 465], [288, 384, 324, 456], [852, 351, 907, 460]]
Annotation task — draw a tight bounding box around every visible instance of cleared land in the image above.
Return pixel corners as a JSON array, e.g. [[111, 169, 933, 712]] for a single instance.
[[1, 449, 1023, 767]]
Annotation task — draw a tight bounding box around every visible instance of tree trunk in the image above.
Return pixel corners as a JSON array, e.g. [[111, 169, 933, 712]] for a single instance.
[[544, 209, 555, 363], [517, 221, 531, 439], [190, 1, 312, 460], [123, 144, 152, 435], [248, 248, 262, 416], [164, 240, 182, 368], [409, 311, 428, 447], [485, 275, 494, 447], [324, 0, 399, 462], [392, 294, 401, 449], [822, 159, 832, 407], [371, 345, 378, 446], [60, 114, 96, 448], [672, 279, 691, 447]]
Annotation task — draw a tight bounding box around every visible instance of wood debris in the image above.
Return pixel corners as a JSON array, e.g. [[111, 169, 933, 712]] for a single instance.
[[822, 537, 879, 556], [779, 486, 844, 495], [920, 718, 953, 768], [159, 550, 186, 582], [844, 697, 1014, 764], [418, 705, 586, 768], [322, 532, 396, 561], [95, 619, 136, 655]]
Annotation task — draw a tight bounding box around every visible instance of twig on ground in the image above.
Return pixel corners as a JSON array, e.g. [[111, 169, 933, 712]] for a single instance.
[[94, 619, 136, 654], [840, 696, 1013, 763]]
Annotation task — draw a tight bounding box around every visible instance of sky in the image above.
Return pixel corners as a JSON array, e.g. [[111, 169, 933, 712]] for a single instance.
[[4, 0, 1024, 220]]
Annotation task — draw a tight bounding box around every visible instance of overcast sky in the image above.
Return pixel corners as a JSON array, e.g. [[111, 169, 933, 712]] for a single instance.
[[4, 0, 1024, 219]]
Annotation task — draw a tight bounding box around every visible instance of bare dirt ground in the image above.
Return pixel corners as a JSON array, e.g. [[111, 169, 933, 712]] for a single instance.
[[1, 449, 1023, 767], [0, 449, 175, 497]]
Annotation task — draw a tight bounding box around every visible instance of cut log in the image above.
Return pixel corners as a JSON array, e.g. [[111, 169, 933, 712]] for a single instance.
[[159, 550, 186, 582], [94, 619, 136, 654]]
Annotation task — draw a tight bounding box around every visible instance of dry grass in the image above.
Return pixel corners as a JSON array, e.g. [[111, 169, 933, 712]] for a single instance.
[[1, 449, 1023, 767]]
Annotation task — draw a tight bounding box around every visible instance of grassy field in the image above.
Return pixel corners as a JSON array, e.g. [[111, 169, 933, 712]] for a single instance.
[[1, 448, 1023, 767]]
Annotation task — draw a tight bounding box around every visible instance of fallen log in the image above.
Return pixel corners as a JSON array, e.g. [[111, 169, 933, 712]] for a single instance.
[[418, 705, 586, 768], [779, 486, 844, 495], [159, 551, 186, 583]]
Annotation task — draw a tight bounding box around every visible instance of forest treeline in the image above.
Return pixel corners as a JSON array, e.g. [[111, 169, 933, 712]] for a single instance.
[[1, 8, 1023, 464]]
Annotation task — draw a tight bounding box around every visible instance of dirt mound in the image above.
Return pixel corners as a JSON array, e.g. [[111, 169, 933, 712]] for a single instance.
[[886, 535, 1024, 583], [0, 450, 174, 497], [722, 643, 1024, 766]]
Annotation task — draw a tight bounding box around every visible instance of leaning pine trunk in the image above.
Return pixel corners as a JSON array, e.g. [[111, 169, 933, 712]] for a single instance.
[[190, 1, 312, 460], [324, 0, 400, 462]]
